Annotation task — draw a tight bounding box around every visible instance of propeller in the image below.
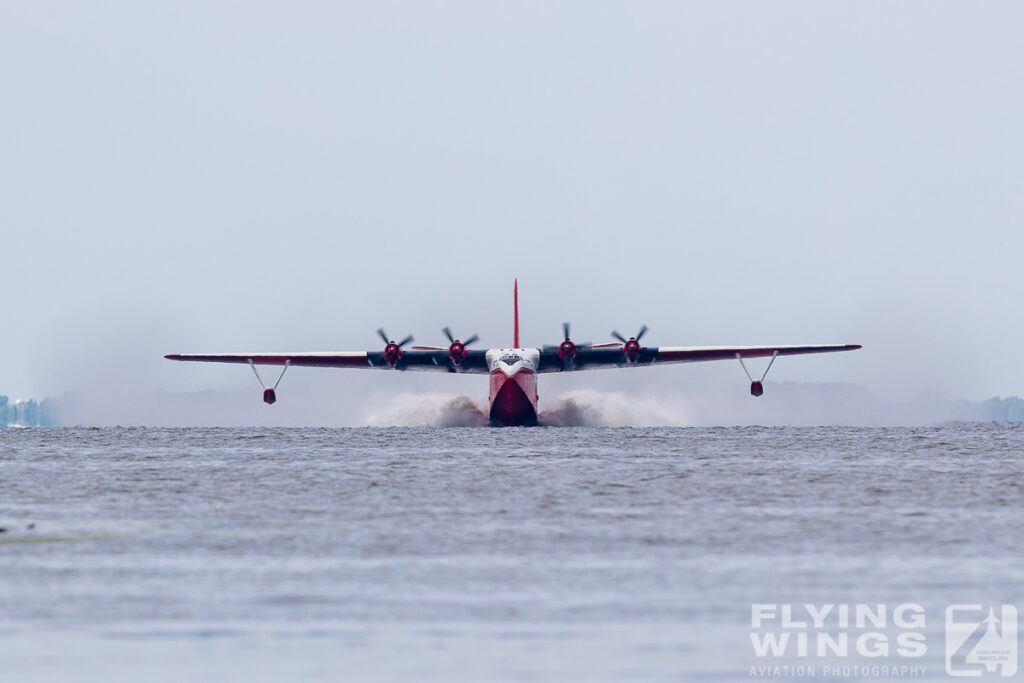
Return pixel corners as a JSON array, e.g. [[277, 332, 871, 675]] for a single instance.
[[377, 328, 414, 367], [557, 322, 578, 365], [547, 322, 594, 369], [442, 327, 479, 367], [611, 325, 648, 363]]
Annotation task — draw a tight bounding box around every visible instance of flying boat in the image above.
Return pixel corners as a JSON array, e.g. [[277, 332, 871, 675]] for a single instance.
[[165, 281, 861, 426]]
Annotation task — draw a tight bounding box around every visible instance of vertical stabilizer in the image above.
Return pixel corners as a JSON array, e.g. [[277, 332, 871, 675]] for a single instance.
[[513, 279, 520, 348]]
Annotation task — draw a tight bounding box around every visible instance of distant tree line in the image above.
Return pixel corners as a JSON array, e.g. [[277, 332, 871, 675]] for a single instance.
[[0, 395, 61, 427], [978, 396, 1024, 422]]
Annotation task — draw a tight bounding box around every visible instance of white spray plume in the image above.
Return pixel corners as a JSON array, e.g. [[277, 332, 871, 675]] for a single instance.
[[539, 390, 695, 427], [362, 389, 696, 427], [364, 393, 488, 427]]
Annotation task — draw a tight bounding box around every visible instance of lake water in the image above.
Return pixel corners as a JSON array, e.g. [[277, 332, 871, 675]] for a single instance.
[[1, 424, 1022, 681]]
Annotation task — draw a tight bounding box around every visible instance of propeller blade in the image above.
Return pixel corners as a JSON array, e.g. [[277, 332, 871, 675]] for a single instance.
[[442, 327, 455, 344], [463, 333, 479, 346], [562, 322, 571, 340], [397, 334, 414, 347], [377, 328, 390, 345], [611, 330, 627, 343], [636, 325, 648, 342]]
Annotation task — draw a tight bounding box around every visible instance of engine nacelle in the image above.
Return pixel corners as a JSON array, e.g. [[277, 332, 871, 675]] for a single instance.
[[448, 341, 468, 367], [623, 338, 642, 363], [377, 330, 414, 368], [382, 342, 403, 367], [441, 329, 478, 369], [612, 326, 648, 364]]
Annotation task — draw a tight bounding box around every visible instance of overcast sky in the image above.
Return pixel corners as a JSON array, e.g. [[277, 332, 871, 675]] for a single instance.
[[2, 2, 1022, 422]]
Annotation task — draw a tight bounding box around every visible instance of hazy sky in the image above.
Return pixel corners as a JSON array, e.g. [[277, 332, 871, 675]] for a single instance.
[[2, 2, 1022, 421]]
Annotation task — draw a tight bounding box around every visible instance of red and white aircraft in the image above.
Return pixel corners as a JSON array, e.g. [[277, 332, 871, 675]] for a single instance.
[[166, 281, 861, 426]]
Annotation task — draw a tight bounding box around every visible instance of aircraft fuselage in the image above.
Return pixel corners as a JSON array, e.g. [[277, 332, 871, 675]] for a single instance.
[[486, 348, 540, 426]]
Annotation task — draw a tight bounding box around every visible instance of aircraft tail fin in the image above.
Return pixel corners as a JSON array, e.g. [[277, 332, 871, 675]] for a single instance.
[[513, 278, 520, 348]]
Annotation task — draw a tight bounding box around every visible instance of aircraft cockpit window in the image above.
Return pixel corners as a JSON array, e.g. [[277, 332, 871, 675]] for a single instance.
[[500, 354, 522, 365]]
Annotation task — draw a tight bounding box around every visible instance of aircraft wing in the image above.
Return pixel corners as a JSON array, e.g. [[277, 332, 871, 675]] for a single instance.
[[164, 350, 491, 373], [536, 343, 861, 373]]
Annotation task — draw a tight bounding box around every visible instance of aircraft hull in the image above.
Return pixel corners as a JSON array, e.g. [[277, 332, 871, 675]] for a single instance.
[[488, 368, 538, 426]]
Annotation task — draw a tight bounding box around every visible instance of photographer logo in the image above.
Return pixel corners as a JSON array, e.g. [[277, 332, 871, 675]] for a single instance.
[[945, 605, 1017, 677]]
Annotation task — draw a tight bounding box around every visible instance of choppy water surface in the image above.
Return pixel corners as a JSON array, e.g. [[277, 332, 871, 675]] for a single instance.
[[1, 425, 1023, 682]]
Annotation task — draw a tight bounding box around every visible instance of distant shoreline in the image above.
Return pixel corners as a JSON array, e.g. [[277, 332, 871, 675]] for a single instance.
[[0, 395, 60, 427], [4, 385, 1024, 428]]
